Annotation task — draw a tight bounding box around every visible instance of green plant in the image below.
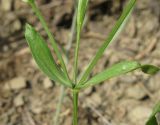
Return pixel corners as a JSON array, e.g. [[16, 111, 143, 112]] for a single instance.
[[147, 101, 160, 125], [23, 0, 160, 125]]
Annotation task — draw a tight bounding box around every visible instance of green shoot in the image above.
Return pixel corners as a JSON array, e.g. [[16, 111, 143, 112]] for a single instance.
[[23, 0, 160, 125]]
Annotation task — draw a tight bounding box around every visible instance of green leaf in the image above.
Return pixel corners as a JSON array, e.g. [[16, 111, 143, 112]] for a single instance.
[[79, 0, 136, 84], [28, 1, 70, 81], [76, 61, 159, 89], [73, 0, 89, 83], [25, 24, 72, 87], [77, 0, 88, 32], [146, 102, 160, 125], [141, 65, 160, 75]]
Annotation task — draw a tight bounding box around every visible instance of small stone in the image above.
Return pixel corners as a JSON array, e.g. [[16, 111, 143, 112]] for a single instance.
[[147, 75, 160, 92], [90, 93, 102, 107], [1, 0, 12, 11], [30, 99, 43, 114], [83, 87, 92, 95], [128, 106, 152, 124], [43, 78, 53, 89], [14, 94, 24, 107], [4, 77, 26, 90], [125, 84, 147, 100], [119, 74, 137, 84], [30, 58, 38, 68], [12, 20, 21, 33], [31, 106, 42, 114]]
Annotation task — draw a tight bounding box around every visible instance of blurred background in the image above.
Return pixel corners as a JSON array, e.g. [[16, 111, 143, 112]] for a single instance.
[[0, 0, 160, 125]]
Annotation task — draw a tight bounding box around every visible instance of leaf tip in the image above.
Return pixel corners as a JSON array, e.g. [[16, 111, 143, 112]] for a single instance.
[[141, 65, 160, 75], [25, 23, 32, 30]]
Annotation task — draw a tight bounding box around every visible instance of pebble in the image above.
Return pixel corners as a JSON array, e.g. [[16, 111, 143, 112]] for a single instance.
[[147, 75, 160, 92], [12, 20, 21, 32], [30, 99, 43, 114], [125, 84, 147, 100], [14, 94, 24, 107], [43, 78, 53, 89], [31, 106, 42, 114], [90, 93, 102, 107], [4, 77, 26, 90], [1, 0, 12, 11], [30, 58, 39, 69], [83, 87, 92, 95], [128, 106, 152, 124]]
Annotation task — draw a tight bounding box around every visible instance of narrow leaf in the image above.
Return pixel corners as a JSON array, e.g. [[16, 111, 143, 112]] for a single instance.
[[76, 61, 159, 89], [146, 102, 160, 125], [73, 0, 89, 82], [79, 0, 136, 84], [25, 24, 72, 87], [77, 0, 89, 32]]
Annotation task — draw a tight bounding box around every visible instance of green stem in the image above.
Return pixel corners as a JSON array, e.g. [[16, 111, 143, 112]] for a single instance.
[[29, 1, 70, 81], [73, 32, 81, 84], [72, 89, 79, 125]]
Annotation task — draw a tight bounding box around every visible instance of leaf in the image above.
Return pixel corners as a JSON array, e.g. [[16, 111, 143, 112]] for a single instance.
[[76, 61, 159, 89], [25, 24, 72, 87], [73, 0, 89, 82], [146, 102, 160, 125], [77, 0, 88, 33], [141, 65, 160, 75], [28, 1, 69, 81], [79, 0, 136, 84]]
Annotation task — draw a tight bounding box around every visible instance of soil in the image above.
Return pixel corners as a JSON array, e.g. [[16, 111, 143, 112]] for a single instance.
[[0, 0, 160, 125]]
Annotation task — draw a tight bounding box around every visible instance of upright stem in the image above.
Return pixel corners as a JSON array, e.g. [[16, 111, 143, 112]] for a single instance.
[[73, 33, 81, 84], [72, 89, 79, 125]]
